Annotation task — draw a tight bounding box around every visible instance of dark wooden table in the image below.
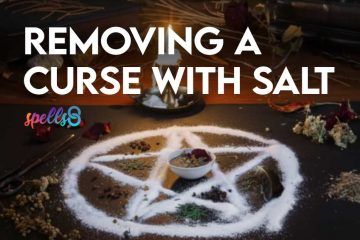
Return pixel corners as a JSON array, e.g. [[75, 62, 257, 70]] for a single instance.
[[0, 104, 359, 240]]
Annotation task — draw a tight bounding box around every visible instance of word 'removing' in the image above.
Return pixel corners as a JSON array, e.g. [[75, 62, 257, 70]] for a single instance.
[[24, 27, 334, 95]]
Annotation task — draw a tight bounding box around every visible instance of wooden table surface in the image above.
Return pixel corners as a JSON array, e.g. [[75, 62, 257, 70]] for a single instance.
[[0, 104, 359, 240]]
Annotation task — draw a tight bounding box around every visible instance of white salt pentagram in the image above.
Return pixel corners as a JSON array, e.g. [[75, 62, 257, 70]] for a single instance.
[[62, 125, 303, 238]]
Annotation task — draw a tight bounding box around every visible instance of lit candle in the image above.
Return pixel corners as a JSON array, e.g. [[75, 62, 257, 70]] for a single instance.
[[164, 24, 172, 54]]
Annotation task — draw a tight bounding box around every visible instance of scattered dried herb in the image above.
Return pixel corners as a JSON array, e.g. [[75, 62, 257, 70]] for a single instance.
[[171, 149, 211, 168], [117, 159, 151, 173], [293, 112, 357, 148], [293, 115, 328, 144], [1, 209, 60, 239], [237, 166, 276, 203], [175, 203, 218, 223], [97, 185, 129, 201], [64, 229, 81, 240], [129, 141, 151, 152], [328, 171, 360, 204], [0, 174, 81, 239], [329, 123, 357, 149], [197, 186, 228, 203], [123, 230, 131, 240]]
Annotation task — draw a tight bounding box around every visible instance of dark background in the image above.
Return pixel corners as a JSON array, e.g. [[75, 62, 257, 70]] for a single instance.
[[0, 104, 359, 240]]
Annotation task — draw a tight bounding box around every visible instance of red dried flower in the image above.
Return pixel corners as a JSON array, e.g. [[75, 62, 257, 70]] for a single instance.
[[79, 119, 86, 128], [191, 149, 211, 162], [324, 114, 338, 130], [70, 119, 86, 128], [325, 102, 358, 130], [337, 102, 358, 122], [82, 122, 111, 140], [103, 122, 111, 134], [268, 100, 313, 113], [34, 125, 53, 142]]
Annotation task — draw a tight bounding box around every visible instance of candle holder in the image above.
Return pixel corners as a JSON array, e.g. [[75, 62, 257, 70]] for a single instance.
[[152, 49, 182, 108], [134, 26, 203, 113]]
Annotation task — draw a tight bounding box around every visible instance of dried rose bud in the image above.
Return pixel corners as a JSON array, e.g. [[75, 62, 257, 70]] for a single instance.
[[103, 122, 111, 134], [79, 119, 86, 128], [33, 125, 53, 142], [337, 102, 358, 122], [191, 149, 211, 162], [82, 122, 111, 140], [325, 102, 358, 130]]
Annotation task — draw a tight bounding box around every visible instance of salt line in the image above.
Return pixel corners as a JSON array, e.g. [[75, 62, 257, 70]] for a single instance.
[[90, 152, 159, 163], [89, 163, 175, 196], [210, 146, 268, 154], [62, 126, 302, 238], [141, 153, 269, 220], [227, 153, 271, 182], [182, 131, 250, 213], [176, 153, 269, 198], [92, 146, 267, 164], [126, 131, 183, 220], [187, 125, 276, 145], [89, 163, 144, 188], [211, 162, 250, 213], [139, 194, 241, 220], [182, 131, 208, 149], [154, 155, 265, 218]]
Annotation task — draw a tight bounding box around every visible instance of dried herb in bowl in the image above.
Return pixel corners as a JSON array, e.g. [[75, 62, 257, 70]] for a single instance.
[[171, 149, 211, 168]]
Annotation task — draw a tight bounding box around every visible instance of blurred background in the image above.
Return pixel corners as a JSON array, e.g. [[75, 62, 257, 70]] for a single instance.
[[0, 0, 359, 105]]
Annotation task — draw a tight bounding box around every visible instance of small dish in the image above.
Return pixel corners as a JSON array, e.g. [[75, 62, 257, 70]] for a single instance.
[[168, 148, 215, 180], [133, 87, 202, 113]]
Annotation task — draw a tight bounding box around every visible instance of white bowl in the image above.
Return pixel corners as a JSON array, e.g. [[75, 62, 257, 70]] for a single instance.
[[168, 148, 215, 180]]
